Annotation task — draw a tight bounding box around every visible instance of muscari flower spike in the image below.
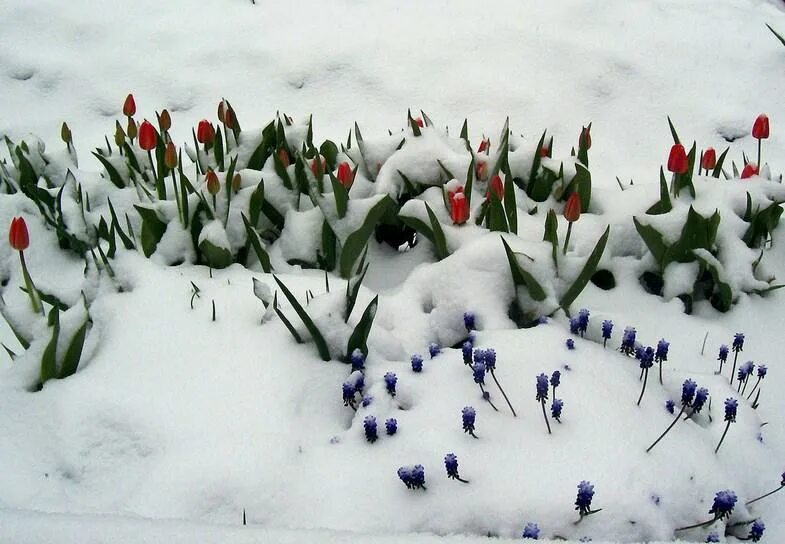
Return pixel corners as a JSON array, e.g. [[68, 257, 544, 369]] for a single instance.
[[758, 365, 767, 378], [361, 395, 373, 407], [577, 308, 590, 337], [665, 399, 675, 414], [682, 379, 697, 406], [738, 361, 754, 383], [621, 326, 637, 356], [692, 388, 709, 414], [472, 362, 486, 385], [463, 311, 476, 332], [429, 343, 442, 358], [639, 346, 655, 369], [575, 480, 597, 517], [385, 418, 398, 435], [349, 370, 364, 392], [601, 319, 613, 347], [350, 349, 365, 371], [550, 370, 561, 390], [364, 415, 378, 443], [462, 406, 477, 437], [749, 520, 765, 542], [462, 342, 473, 365], [536, 374, 549, 402], [705, 532, 719, 543], [718, 345, 728, 363], [566, 338, 575, 350], [410, 464, 426, 489], [724, 398, 738, 422], [411, 354, 424, 373], [655, 339, 669, 362], [522, 522, 540, 539], [733, 333, 745, 352], [570, 317, 581, 335], [483, 348, 496, 372], [551, 398, 564, 422], [709, 489, 737, 520], [342, 383, 356, 406], [384, 372, 398, 397]]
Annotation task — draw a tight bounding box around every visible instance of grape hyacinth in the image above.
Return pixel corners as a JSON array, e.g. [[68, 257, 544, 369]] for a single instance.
[[384, 372, 398, 397], [574, 480, 601, 521], [620, 326, 637, 356], [637, 346, 655, 406], [746, 365, 767, 400], [647, 379, 700, 452], [361, 395, 373, 408], [350, 349, 366, 372], [411, 354, 423, 373], [349, 370, 364, 392], [570, 317, 581, 336], [364, 415, 378, 443], [746, 471, 785, 506], [536, 373, 552, 434], [550, 370, 561, 397], [462, 342, 472, 365], [480, 347, 516, 417], [551, 398, 564, 422], [717, 345, 728, 374], [577, 308, 590, 337], [730, 332, 744, 385], [748, 520, 765, 542], [483, 348, 496, 371], [676, 489, 737, 532], [601, 320, 613, 348], [522, 522, 540, 539], [691, 387, 709, 415], [429, 342, 442, 358], [444, 452, 469, 483], [655, 338, 669, 385], [665, 399, 675, 414], [385, 418, 398, 436], [705, 532, 719, 543], [463, 311, 476, 332], [342, 383, 356, 408], [566, 338, 575, 350], [737, 361, 755, 394], [397, 465, 426, 490], [715, 398, 738, 454], [462, 406, 478, 438], [472, 361, 486, 384]]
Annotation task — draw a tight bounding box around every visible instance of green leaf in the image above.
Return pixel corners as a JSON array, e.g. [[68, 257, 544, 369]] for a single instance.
[[59, 303, 89, 379], [527, 130, 547, 189], [693, 251, 733, 313], [121, 142, 142, 174], [743, 201, 783, 248], [459, 119, 469, 142], [249, 180, 265, 227], [633, 217, 668, 270], [503, 172, 517, 234], [668, 206, 719, 263], [345, 263, 369, 322], [320, 220, 337, 271], [247, 121, 276, 170], [667, 116, 681, 145], [273, 292, 303, 344], [241, 213, 272, 272], [712, 147, 730, 178], [646, 167, 673, 215], [0, 300, 31, 349], [408, 109, 422, 137], [766, 22, 785, 47], [40, 306, 60, 385], [674, 142, 697, 198], [320, 140, 339, 170], [329, 173, 349, 219], [261, 198, 285, 232], [424, 203, 449, 260], [273, 275, 330, 361], [199, 238, 234, 269], [273, 144, 293, 190], [92, 152, 126, 188], [346, 295, 378, 359], [559, 226, 610, 311], [134, 204, 168, 257], [501, 237, 547, 301], [543, 209, 559, 270], [486, 193, 509, 233], [399, 214, 435, 245], [339, 196, 394, 278], [491, 118, 510, 178], [574, 163, 592, 213], [464, 159, 474, 206], [577, 123, 591, 168], [108, 199, 134, 249], [306, 115, 314, 151], [214, 126, 225, 171]]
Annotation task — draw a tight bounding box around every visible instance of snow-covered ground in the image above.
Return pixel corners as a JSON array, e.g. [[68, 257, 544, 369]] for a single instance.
[[1, 0, 785, 542]]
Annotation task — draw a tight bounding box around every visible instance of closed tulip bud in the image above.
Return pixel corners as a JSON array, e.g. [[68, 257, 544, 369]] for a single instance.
[[741, 163, 758, 179], [115, 121, 126, 146], [667, 144, 688, 174], [196, 119, 215, 145], [310, 155, 326, 177], [475, 160, 488, 181], [277, 148, 291, 168], [540, 146, 549, 158], [224, 107, 234, 129], [126, 118, 138, 140], [138, 120, 157, 151], [701, 148, 716, 171], [414, 117, 424, 128], [231, 172, 242, 192], [579, 126, 591, 149], [478, 138, 490, 153], [217, 101, 226, 123], [488, 174, 504, 200], [60, 122, 72, 144], [206, 170, 220, 194], [563, 192, 581, 222], [158, 109, 171, 132], [752, 114, 769, 140], [336, 161, 354, 188], [8, 217, 29, 251], [450, 192, 469, 225], [123, 93, 136, 117], [164, 142, 177, 169]]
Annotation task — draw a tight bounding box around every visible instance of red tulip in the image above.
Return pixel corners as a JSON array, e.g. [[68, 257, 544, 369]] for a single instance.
[[540, 146, 549, 158], [475, 160, 488, 181], [579, 126, 591, 149], [667, 144, 688, 174], [477, 138, 490, 153], [741, 163, 758, 179], [206, 170, 220, 194], [488, 174, 504, 200], [138, 120, 157, 151], [9, 217, 29, 251], [447, 184, 464, 201], [449, 192, 469, 225], [414, 117, 424, 128], [277, 148, 291, 168], [196, 120, 215, 145], [123, 93, 136, 117], [224, 107, 234, 129], [752, 114, 769, 140], [336, 161, 354, 188], [164, 142, 177, 169], [217, 101, 226, 123], [701, 148, 716, 171], [310, 156, 327, 177], [563, 192, 581, 222], [158, 109, 171, 132]]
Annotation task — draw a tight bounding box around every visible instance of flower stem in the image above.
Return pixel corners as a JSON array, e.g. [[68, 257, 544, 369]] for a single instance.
[[562, 222, 573, 255], [491, 370, 516, 417], [540, 399, 552, 435], [18, 251, 42, 315], [455, 476, 470, 484], [479, 384, 499, 412], [741, 375, 751, 396], [637, 368, 649, 406], [646, 405, 686, 453], [746, 485, 783, 506], [147, 150, 160, 196], [730, 351, 740, 385], [675, 515, 719, 532], [746, 378, 762, 400], [574, 509, 602, 525], [658, 361, 663, 385], [757, 138, 762, 171], [715, 421, 731, 454]]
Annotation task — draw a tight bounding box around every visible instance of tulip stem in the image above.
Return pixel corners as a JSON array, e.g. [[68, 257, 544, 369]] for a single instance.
[[757, 138, 761, 171], [562, 222, 573, 255], [18, 251, 42, 315], [646, 405, 686, 453]]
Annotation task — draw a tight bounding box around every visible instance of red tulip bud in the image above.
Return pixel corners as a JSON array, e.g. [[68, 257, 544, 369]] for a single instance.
[[310, 155, 326, 178], [126, 118, 138, 140], [115, 121, 126, 147], [752, 114, 769, 140], [336, 161, 354, 188], [196, 119, 215, 145], [232, 173, 242, 192], [477, 138, 490, 153], [741, 163, 758, 179], [138, 120, 157, 151], [447, 185, 464, 202], [277, 148, 291, 168], [158, 109, 171, 132], [563, 192, 582, 222], [414, 117, 424, 128], [8, 217, 29, 251], [475, 160, 488, 181], [701, 148, 716, 171], [206, 170, 220, 194], [667, 144, 688, 174], [224, 107, 234, 130], [449, 192, 469, 225], [164, 142, 178, 169], [217, 101, 226, 123], [579, 127, 591, 149], [488, 174, 504, 200], [123, 93, 136, 117], [540, 146, 549, 158]]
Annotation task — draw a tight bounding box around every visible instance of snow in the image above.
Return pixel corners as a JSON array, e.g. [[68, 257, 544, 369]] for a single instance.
[[1, 0, 785, 542]]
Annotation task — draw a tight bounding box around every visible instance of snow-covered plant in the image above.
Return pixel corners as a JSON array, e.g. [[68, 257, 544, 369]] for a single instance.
[[397, 464, 426, 490], [646, 379, 705, 452], [535, 373, 552, 434], [746, 470, 785, 506], [676, 489, 737, 533], [410, 353, 423, 373], [522, 522, 540, 539], [574, 480, 601, 521]]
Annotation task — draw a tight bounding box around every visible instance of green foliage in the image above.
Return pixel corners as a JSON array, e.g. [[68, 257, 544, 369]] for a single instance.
[[559, 226, 610, 312], [339, 196, 394, 278]]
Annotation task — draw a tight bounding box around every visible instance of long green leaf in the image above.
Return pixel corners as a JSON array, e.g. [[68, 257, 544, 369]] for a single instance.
[[59, 309, 89, 379], [425, 203, 449, 260], [633, 217, 668, 270], [339, 196, 394, 278], [92, 152, 126, 188], [241, 213, 272, 272], [40, 306, 60, 385], [133, 205, 167, 257], [345, 263, 369, 322], [329, 173, 349, 219], [503, 172, 517, 234], [273, 293, 303, 344], [346, 295, 378, 358], [273, 276, 331, 361], [543, 210, 559, 271], [559, 226, 610, 311], [500, 237, 547, 301]]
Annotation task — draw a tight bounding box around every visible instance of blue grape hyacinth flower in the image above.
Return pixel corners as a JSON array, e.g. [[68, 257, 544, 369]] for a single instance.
[[621, 326, 637, 356], [758, 365, 767, 378], [384, 372, 398, 397], [601, 319, 613, 347], [732, 333, 745, 352], [361, 395, 373, 407], [655, 339, 669, 362], [483, 348, 496, 372], [665, 399, 675, 414], [724, 398, 738, 422], [570, 317, 581, 335], [637, 346, 655, 406], [746, 364, 767, 401], [717, 344, 728, 374], [551, 398, 564, 422], [738, 361, 755, 395], [577, 308, 590, 336], [681, 379, 697, 406], [536, 374, 549, 402], [429, 343, 442, 358], [472, 361, 486, 385], [463, 311, 476, 332], [749, 520, 765, 542], [462, 406, 477, 438], [342, 382, 356, 407], [444, 452, 468, 483], [709, 489, 737, 520], [566, 338, 575, 350], [692, 387, 709, 414], [522, 522, 540, 539], [350, 349, 366, 372], [705, 532, 719, 543], [550, 370, 561, 393], [462, 342, 472, 365], [385, 418, 398, 436], [575, 480, 599, 519], [397, 465, 425, 490], [411, 354, 423, 373], [363, 415, 378, 443]]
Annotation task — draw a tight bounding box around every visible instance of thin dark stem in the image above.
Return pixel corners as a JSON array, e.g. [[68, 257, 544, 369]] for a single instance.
[[639, 368, 644, 381], [746, 378, 762, 401], [491, 370, 516, 417], [573, 509, 602, 525], [717, 359, 724, 374], [468, 430, 479, 439], [637, 368, 649, 406], [746, 485, 783, 506], [540, 399, 552, 434], [562, 222, 573, 255], [757, 138, 762, 171], [603, 338, 607, 348], [715, 421, 731, 454], [741, 376, 751, 396], [646, 405, 686, 453], [455, 476, 470, 484], [658, 361, 663, 385], [730, 351, 740, 385], [675, 515, 719, 532], [479, 384, 499, 412], [147, 150, 159, 193], [211, 299, 216, 322]]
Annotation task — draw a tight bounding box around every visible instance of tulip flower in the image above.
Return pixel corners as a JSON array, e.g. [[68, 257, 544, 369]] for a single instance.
[[206, 169, 220, 209], [158, 109, 171, 133], [540, 146, 550, 158], [667, 144, 688, 174], [114, 121, 126, 148], [562, 192, 581, 255], [8, 217, 41, 313], [477, 138, 490, 154], [475, 160, 488, 181], [138, 120, 156, 151], [701, 147, 716, 175], [164, 142, 177, 170], [752, 114, 769, 168], [579, 126, 592, 150], [196, 120, 215, 147], [488, 174, 504, 201], [60, 122, 72, 150], [277, 148, 291, 168], [741, 163, 758, 180], [123, 93, 136, 117], [336, 161, 354, 189], [231, 173, 242, 193], [449, 192, 469, 225], [224, 107, 234, 130], [310, 155, 326, 178], [414, 117, 424, 128], [217, 101, 226, 123], [126, 118, 137, 142]]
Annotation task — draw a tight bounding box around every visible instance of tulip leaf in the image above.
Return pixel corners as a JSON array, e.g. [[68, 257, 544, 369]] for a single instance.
[[646, 167, 673, 215], [121, 142, 142, 174], [577, 123, 591, 168], [398, 214, 435, 245], [59, 303, 89, 380], [459, 119, 469, 142], [133, 204, 167, 257], [319, 220, 338, 272], [92, 152, 126, 188], [491, 118, 510, 178], [465, 159, 474, 206], [272, 292, 303, 344], [108, 199, 134, 249], [487, 194, 509, 233], [199, 238, 233, 269], [273, 275, 330, 361], [247, 121, 276, 170], [574, 162, 592, 212], [272, 145, 293, 190], [346, 295, 378, 359], [560, 226, 610, 312], [329, 173, 349, 219], [320, 140, 339, 170], [667, 116, 681, 145], [241, 213, 272, 273], [407, 109, 422, 137], [712, 147, 730, 178], [339, 196, 394, 278], [633, 217, 668, 271], [345, 263, 369, 323], [248, 180, 265, 227], [501, 237, 547, 301], [743, 200, 783, 248], [543, 209, 559, 271], [503, 172, 517, 234], [424, 202, 449, 260], [40, 306, 60, 386]]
